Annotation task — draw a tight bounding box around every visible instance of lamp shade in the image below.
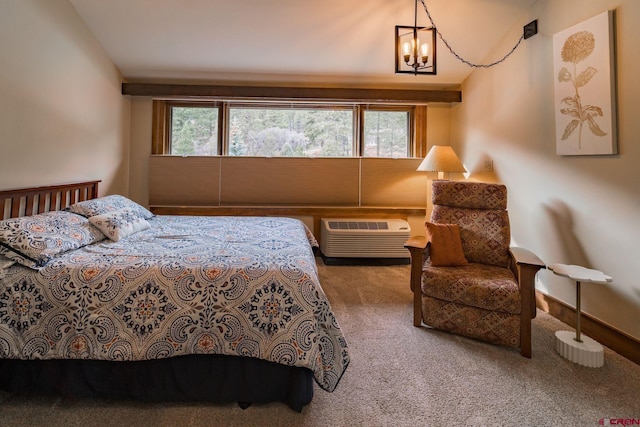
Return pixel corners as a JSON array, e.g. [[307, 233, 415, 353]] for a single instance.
[[416, 145, 466, 173]]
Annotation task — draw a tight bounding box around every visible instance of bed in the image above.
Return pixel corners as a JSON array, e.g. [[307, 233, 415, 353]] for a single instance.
[[0, 181, 349, 411]]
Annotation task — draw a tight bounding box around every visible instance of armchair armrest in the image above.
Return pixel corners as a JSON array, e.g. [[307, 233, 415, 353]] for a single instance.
[[510, 246, 545, 268], [405, 236, 429, 327], [509, 246, 545, 358], [404, 236, 429, 292], [404, 236, 428, 250]]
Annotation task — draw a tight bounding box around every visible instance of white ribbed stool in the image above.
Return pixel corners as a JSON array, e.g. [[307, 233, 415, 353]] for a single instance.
[[548, 263, 612, 368]]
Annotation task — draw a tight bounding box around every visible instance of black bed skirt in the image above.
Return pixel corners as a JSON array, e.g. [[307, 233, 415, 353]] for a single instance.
[[0, 355, 314, 412]]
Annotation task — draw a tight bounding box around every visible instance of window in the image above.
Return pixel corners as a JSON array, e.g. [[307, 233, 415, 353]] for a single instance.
[[228, 106, 354, 157], [154, 99, 423, 158], [362, 109, 410, 158], [170, 106, 219, 156]]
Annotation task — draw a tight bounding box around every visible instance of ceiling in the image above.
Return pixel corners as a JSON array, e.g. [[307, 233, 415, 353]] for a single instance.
[[69, 0, 537, 89]]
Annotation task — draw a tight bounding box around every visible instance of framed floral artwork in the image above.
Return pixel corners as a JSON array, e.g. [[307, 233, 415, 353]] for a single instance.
[[553, 10, 618, 156]]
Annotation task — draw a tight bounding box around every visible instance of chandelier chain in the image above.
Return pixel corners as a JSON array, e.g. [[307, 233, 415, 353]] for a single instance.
[[418, 0, 524, 68]]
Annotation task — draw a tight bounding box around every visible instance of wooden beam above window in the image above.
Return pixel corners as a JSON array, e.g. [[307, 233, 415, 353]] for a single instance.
[[122, 83, 462, 104]]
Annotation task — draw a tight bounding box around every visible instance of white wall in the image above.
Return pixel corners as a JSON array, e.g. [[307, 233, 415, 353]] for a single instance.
[[128, 98, 152, 204], [451, 0, 640, 339], [0, 0, 129, 195]]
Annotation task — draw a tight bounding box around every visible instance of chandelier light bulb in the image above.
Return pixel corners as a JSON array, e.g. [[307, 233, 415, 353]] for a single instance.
[[421, 43, 429, 56]]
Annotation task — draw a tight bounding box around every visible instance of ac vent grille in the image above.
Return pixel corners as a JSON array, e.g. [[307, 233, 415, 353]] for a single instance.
[[328, 221, 389, 230], [320, 218, 411, 259]]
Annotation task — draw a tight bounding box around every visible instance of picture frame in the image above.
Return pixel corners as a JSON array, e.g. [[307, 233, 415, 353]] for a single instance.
[[552, 10, 618, 156]]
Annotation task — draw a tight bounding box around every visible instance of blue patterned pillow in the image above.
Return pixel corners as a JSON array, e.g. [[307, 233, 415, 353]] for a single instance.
[[0, 211, 106, 269], [66, 195, 154, 220], [88, 208, 150, 242]]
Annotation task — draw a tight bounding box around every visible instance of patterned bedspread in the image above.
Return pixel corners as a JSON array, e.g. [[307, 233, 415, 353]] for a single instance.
[[0, 216, 349, 392]]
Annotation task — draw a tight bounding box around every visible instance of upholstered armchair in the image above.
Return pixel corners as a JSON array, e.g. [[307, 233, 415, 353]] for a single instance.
[[405, 181, 544, 357]]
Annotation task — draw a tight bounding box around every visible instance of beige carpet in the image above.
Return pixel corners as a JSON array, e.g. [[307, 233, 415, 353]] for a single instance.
[[1, 259, 639, 427]]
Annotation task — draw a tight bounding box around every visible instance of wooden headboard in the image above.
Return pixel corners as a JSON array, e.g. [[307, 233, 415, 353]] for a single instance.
[[0, 181, 101, 220]]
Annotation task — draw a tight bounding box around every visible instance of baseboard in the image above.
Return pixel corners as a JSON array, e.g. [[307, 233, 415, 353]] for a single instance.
[[535, 291, 640, 366], [319, 255, 410, 266]]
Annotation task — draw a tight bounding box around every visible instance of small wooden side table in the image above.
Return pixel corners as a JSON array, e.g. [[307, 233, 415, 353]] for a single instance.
[[548, 263, 612, 368]]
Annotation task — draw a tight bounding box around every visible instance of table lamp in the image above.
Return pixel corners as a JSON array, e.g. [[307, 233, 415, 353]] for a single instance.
[[416, 145, 467, 180], [417, 145, 466, 218]]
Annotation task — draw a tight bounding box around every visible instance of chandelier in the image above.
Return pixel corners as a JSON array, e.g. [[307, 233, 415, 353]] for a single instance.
[[395, 0, 436, 75], [395, 0, 538, 76]]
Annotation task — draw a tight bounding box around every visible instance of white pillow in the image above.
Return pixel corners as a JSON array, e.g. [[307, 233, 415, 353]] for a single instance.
[[88, 208, 150, 242], [67, 194, 154, 219]]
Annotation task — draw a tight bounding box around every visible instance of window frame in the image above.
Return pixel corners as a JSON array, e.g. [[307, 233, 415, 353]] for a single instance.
[[153, 99, 426, 158], [225, 102, 359, 157], [358, 105, 414, 158], [168, 101, 223, 156]]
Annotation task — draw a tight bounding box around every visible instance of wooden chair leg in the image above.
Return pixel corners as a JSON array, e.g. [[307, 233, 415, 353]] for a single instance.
[[407, 246, 424, 327], [413, 284, 422, 327], [517, 263, 543, 358], [520, 315, 532, 358]]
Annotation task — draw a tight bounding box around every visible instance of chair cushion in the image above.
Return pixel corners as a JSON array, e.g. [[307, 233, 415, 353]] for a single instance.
[[425, 222, 468, 267], [432, 181, 507, 210], [421, 296, 521, 348], [431, 206, 511, 268], [430, 181, 511, 268], [421, 263, 521, 314]]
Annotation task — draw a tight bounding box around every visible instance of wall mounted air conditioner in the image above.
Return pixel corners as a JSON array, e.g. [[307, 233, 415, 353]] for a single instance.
[[320, 218, 411, 259]]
